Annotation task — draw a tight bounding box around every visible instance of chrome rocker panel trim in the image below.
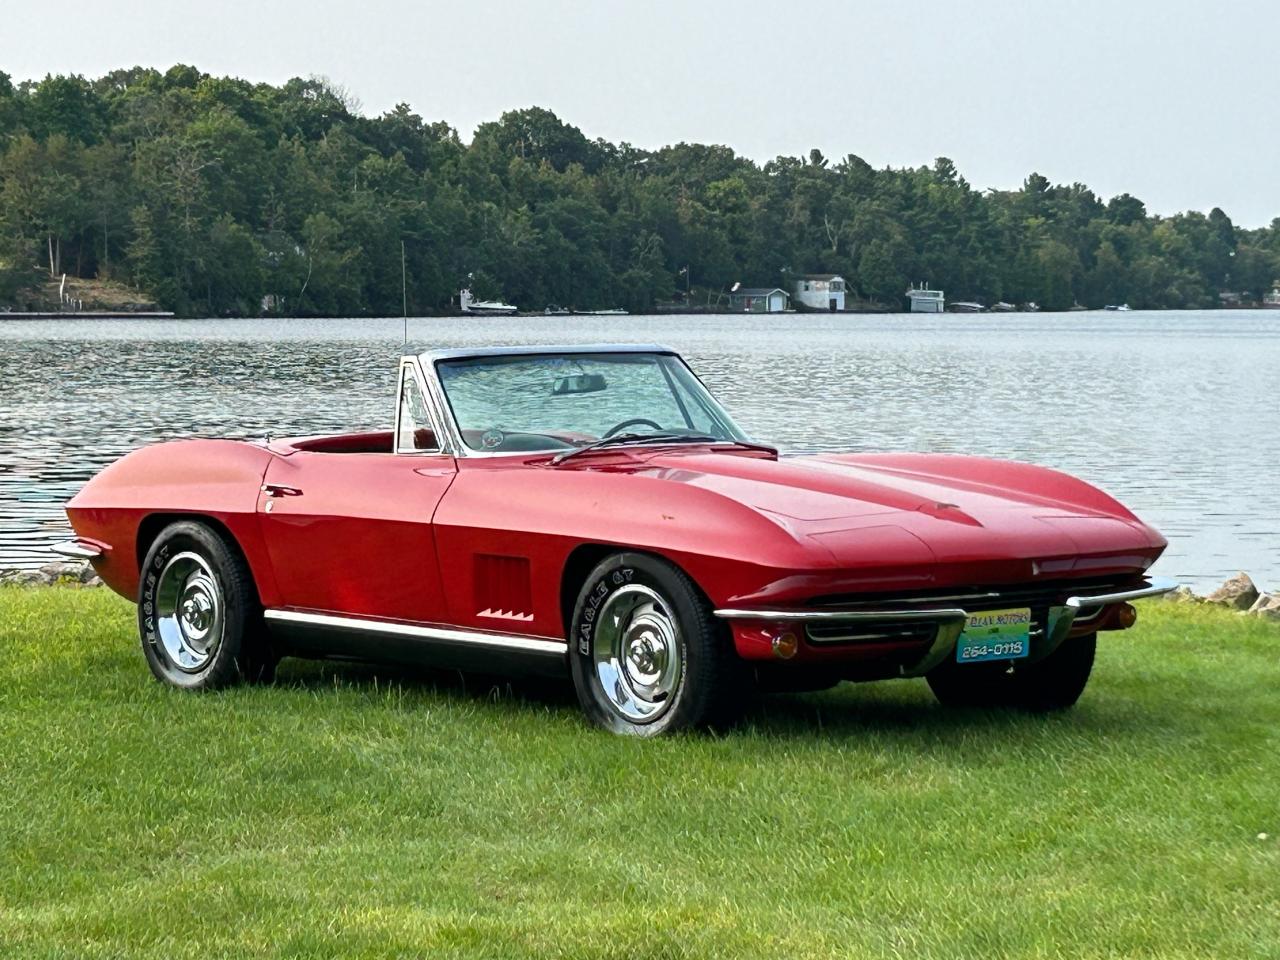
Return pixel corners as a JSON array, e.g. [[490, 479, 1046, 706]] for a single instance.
[[51, 539, 105, 560], [714, 576, 1178, 675], [262, 609, 567, 656]]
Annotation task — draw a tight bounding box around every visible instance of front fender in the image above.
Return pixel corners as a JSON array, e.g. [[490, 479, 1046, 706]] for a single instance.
[[65, 440, 275, 600]]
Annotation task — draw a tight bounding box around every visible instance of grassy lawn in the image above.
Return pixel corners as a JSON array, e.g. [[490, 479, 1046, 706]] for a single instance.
[[0, 588, 1277, 959]]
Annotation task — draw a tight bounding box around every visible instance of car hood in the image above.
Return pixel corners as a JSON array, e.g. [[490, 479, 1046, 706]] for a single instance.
[[628, 448, 1166, 579]]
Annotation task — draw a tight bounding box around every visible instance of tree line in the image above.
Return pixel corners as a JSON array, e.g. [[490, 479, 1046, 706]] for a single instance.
[[2, 66, 1278, 316]]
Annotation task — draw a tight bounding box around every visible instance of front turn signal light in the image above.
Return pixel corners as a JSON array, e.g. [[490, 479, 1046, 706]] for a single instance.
[[1117, 603, 1138, 629], [772, 630, 799, 660]]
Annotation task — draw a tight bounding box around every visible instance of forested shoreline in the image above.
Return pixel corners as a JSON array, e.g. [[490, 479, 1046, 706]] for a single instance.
[[1, 66, 1278, 317]]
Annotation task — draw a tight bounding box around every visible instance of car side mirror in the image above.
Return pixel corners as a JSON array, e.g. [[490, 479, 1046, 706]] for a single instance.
[[552, 373, 607, 396]]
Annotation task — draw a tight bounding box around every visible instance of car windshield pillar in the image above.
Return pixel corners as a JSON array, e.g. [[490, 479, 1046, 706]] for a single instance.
[[395, 356, 456, 456]]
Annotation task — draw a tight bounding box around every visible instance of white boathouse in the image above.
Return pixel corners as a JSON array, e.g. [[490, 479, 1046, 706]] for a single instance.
[[793, 275, 846, 311], [906, 285, 945, 313]]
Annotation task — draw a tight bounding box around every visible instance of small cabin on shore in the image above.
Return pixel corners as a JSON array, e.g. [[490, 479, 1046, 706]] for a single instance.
[[728, 287, 790, 313], [793, 275, 846, 311]]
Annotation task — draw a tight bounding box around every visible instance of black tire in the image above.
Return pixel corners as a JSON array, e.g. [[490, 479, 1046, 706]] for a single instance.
[[568, 552, 747, 735], [138, 520, 276, 690], [926, 633, 1097, 711]]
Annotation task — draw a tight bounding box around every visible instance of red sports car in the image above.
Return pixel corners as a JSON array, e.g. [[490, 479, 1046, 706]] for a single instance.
[[58, 344, 1174, 734]]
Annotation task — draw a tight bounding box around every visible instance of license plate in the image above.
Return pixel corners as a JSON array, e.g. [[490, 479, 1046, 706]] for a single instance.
[[956, 607, 1031, 663]]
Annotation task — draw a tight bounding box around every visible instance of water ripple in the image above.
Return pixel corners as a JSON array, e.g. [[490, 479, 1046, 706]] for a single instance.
[[1, 310, 1276, 592]]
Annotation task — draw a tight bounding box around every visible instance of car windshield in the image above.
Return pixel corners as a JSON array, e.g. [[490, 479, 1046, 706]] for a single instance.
[[434, 351, 749, 453]]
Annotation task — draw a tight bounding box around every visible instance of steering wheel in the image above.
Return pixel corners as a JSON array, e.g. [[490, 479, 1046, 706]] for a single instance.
[[602, 418, 664, 438]]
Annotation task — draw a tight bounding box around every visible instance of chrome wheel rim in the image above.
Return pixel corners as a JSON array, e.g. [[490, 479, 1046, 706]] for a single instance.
[[155, 551, 224, 672], [592, 584, 683, 723]]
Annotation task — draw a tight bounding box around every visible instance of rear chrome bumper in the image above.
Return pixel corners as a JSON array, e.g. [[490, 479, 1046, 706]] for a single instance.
[[50, 539, 105, 560], [714, 576, 1178, 674]]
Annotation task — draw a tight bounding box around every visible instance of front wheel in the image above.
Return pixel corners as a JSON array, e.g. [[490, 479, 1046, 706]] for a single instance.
[[926, 633, 1097, 711], [568, 552, 748, 735], [138, 520, 276, 689]]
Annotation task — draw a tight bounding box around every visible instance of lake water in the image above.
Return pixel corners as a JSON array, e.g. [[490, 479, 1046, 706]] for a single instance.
[[0, 311, 1275, 592]]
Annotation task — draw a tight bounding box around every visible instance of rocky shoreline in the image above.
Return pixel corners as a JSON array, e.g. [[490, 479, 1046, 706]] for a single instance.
[[1, 561, 102, 588], [3, 562, 1278, 622], [1166, 571, 1280, 621]]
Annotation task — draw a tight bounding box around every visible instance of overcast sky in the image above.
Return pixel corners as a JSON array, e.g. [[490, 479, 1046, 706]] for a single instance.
[[6, 0, 1276, 226]]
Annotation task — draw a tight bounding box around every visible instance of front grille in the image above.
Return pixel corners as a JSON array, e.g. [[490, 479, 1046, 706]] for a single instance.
[[805, 621, 937, 645]]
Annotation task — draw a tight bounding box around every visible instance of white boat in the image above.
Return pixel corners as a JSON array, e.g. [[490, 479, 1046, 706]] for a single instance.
[[460, 288, 518, 316], [1262, 288, 1280, 309], [950, 301, 985, 313], [906, 284, 944, 313]]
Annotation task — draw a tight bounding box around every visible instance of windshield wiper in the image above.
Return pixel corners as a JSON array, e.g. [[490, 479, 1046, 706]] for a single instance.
[[550, 432, 776, 466], [550, 432, 703, 465]]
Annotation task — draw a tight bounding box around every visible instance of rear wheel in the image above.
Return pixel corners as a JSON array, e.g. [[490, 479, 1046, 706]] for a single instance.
[[568, 552, 747, 735], [138, 520, 276, 689], [926, 633, 1096, 711]]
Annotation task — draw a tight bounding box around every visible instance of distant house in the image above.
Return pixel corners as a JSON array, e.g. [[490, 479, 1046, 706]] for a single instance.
[[728, 287, 790, 313], [793, 274, 846, 311]]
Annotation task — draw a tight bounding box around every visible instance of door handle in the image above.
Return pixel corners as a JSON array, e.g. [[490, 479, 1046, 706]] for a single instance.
[[261, 484, 304, 497]]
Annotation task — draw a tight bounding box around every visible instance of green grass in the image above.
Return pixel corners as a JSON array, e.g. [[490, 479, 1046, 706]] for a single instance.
[[1, 589, 1277, 959]]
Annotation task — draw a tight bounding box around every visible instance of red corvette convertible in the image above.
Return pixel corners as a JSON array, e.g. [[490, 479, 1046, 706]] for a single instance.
[[58, 344, 1174, 734]]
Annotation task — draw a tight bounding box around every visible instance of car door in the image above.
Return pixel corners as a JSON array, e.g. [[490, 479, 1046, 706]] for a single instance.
[[256, 360, 456, 623]]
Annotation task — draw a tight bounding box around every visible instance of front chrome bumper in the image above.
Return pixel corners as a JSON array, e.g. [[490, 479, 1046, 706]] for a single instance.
[[714, 576, 1178, 675], [50, 539, 105, 560]]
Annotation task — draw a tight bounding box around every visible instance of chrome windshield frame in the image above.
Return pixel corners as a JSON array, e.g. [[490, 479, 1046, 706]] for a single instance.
[[415, 344, 747, 459]]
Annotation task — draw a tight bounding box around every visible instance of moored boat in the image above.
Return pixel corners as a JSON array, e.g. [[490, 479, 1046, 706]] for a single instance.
[[460, 288, 518, 316]]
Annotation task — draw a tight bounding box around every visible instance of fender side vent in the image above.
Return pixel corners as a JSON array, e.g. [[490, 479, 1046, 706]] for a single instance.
[[475, 554, 534, 622]]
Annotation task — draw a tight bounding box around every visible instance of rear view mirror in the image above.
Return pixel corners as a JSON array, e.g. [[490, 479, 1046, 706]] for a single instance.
[[552, 373, 608, 396]]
